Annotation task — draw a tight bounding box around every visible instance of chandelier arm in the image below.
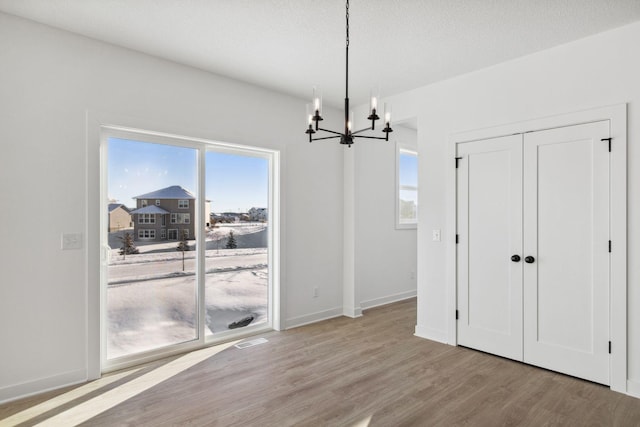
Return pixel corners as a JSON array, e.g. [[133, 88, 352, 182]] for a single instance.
[[353, 135, 389, 140], [317, 128, 344, 136], [351, 127, 374, 135], [311, 135, 342, 141]]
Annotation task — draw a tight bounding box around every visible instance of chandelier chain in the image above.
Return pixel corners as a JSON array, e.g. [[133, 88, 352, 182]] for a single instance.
[[346, 0, 349, 49]]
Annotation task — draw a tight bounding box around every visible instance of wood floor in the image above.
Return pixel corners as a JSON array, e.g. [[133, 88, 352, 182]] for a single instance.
[[2, 298, 640, 426]]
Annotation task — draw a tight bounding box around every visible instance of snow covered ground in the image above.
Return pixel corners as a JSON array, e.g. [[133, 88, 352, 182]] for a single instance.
[[106, 225, 268, 360]]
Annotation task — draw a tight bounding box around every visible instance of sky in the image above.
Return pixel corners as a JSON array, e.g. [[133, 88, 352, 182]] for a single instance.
[[399, 150, 418, 203], [108, 137, 268, 212]]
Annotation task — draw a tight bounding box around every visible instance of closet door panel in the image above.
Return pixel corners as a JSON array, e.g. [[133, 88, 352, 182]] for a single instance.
[[523, 121, 610, 385], [457, 134, 523, 361]]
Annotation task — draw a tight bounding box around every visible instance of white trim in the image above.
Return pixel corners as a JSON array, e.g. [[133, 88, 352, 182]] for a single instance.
[[268, 151, 282, 331], [414, 325, 448, 344], [343, 146, 358, 317], [343, 306, 363, 319], [0, 369, 86, 404], [285, 307, 344, 329], [446, 103, 627, 393], [627, 380, 640, 399], [360, 290, 417, 310]]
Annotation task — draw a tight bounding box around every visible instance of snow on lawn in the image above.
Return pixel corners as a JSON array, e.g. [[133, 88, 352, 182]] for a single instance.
[[106, 226, 269, 360], [107, 268, 268, 359]]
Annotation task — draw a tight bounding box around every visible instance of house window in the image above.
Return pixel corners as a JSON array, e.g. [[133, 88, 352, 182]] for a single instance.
[[397, 147, 418, 228], [155, 199, 161, 206], [160, 229, 166, 239], [171, 213, 190, 224], [141, 200, 148, 207], [182, 229, 189, 239], [162, 215, 166, 226], [138, 213, 155, 224], [178, 199, 189, 209], [168, 229, 178, 240], [138, 229, 155, 240]]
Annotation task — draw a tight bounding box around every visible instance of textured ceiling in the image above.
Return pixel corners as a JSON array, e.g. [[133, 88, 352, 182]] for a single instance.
[[2, 0, 640, 107]]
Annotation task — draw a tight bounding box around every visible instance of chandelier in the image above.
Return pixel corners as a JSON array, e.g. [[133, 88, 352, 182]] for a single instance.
[[305, 0, 392, 147]]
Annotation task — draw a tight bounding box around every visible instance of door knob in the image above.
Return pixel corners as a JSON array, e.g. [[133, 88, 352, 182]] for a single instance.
[[511, 255, 521, 262], [525, 256, 535, 263]]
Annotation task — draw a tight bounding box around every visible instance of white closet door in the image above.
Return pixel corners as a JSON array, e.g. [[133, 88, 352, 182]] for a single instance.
[[523, 121, 610, 385], [457, 134, 523, 361]]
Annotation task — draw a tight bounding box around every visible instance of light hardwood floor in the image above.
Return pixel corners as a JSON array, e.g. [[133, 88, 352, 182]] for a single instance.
[[2, 298, 640, 426]]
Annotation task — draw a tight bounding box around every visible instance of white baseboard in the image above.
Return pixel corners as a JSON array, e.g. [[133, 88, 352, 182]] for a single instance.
[[627, 379, 640, 398], [360, 290, 416, 310], [342, 306, 362, 318], [414, 324, 448, 344], [0, 369, 86, 404], [285, 307, 344, 329]]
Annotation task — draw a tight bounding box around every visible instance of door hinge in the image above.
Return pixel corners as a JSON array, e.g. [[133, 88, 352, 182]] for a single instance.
[[456, 310, 459, 320], [455, 157, 462, 168], [455, 234, 459, 244], [609, 341, 612, 354], [601, 137, 612, 152], [609, 240, 612, 253]]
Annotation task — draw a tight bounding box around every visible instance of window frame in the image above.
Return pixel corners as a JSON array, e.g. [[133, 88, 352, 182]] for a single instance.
[[138, 213, 156, 224], [178, 199, 189, 209], [396, 144, 418, 229], [138, 229, 156, 240], [96, 123, 281, 375]]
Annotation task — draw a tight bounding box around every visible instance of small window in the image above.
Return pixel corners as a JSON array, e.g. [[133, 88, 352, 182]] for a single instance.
[[160, 229, 166, 239], [138, 213, 156, 224], [168, 229, 178, 240], [178, 200, 189, 209], [182, 229, 189, 239], [141, 200, 148, 207], [397, 147, 418, 228], [155, 200, 161, 206], [138, 229, 156, 240]]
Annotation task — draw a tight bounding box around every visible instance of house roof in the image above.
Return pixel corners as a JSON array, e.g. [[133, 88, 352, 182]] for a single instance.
[[130, 205, 170, 215], [108, 203, 130, 213], [133, 185, 195, 200]]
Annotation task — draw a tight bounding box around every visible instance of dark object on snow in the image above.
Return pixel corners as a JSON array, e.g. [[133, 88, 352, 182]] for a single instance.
[[228, 315, 254, 329]]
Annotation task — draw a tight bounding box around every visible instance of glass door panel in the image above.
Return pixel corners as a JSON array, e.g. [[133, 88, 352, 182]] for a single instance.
[[106, 137, 198, 360], [204, 151, 269, 336]]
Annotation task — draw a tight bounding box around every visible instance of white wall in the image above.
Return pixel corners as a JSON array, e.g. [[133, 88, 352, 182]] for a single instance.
[[387, 21, 640, 396], [355, 125, 417, 309], [0, 12, 345, 402]]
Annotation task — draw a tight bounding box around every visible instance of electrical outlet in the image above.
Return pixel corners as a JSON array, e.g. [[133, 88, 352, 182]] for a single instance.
[[313, 287, 319, 298], [432, 229, 441, 242], [62, 232, 82, 250]]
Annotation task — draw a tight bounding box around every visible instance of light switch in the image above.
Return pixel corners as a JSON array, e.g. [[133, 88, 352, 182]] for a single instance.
[[62, 232, 82, 250], [432, 229, 441, 242]]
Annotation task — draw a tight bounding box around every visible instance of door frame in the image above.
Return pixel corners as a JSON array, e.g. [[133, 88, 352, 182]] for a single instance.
[[446, 104, 627, 393], [86, 110, 281, 377]]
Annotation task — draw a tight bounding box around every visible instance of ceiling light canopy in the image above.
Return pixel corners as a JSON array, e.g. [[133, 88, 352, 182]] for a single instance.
[[305, 0, 392, 147]]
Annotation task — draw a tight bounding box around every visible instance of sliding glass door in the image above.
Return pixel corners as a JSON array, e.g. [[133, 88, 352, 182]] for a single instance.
[[204, 150, 270, 336], [101, 127, 277, 370]]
